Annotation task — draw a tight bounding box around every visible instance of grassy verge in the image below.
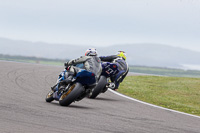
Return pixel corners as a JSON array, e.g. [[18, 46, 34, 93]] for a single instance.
[[129, 66, 200, 78], [0, 54, 66, 66], [118, 75, 200, 116], [1, 54, 200, 78]]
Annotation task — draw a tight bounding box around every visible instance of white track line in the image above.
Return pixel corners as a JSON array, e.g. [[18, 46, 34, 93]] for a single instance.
[[109, 89, 200, 119]]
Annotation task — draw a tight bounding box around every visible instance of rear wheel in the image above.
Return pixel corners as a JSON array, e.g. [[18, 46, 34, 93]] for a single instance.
[[59, 83, 84, 106], [88, 76, 107, 99]]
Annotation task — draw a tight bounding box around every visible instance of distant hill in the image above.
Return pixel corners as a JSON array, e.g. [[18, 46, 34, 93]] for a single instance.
[[1, 37, 200, 69]]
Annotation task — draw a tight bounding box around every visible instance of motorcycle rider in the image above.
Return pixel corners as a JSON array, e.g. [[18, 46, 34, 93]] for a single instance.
[[50, 48, 102, 100], [55, 48, 102, 90], [99, 51, 129, 90], [64, 48, 102, 80]]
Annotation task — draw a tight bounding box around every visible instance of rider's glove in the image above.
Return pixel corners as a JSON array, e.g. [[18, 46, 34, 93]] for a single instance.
[[64, 62, 72, 71], [64, 62, 69, 67], [66, 66, 71, 71]]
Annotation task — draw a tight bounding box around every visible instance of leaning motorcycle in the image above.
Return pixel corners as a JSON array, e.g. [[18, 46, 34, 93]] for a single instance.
[[45, 65, 97, 106], [88, 62, 119, 99]]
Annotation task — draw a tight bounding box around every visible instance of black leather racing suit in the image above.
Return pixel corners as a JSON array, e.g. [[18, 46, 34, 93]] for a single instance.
[[100, 55, 129, 89]]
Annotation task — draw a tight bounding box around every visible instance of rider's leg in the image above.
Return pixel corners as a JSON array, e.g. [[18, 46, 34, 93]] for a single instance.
[[60, 66, 78, 84], [111, 70, 125, 90]]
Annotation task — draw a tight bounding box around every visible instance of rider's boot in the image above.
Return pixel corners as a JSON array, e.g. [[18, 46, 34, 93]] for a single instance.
[[108, 82, 115, 90]]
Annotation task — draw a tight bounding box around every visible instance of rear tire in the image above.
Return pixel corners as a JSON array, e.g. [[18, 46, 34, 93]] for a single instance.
[[89, 76, 107, 99], [59, 83, 84, 106]]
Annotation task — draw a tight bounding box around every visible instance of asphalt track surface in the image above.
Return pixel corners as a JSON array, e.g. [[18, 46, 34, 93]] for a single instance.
[[0, 61, 200, 133]]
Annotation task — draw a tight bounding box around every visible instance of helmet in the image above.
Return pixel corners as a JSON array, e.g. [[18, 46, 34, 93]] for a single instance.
[[85, 48, 98, 56], [116, 51, 126, 60]]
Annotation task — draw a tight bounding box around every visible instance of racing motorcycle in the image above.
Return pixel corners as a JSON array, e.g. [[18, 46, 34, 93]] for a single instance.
[[88, 62, 119, 99], [45, 65, 97, 106]]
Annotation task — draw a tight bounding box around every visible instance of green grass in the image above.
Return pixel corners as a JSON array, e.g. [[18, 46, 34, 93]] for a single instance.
[[118, 76, 200, 116], [0, 58, 64, 66], [1, 54, 200, 78], [129, 66, 200, 78], [0, 54, 66, 66]]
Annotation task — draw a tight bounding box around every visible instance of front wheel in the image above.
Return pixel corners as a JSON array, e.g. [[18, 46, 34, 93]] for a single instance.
[[59, 83, 84, 106], [45, 90, 54, 102], [88, 76, 107, 99]]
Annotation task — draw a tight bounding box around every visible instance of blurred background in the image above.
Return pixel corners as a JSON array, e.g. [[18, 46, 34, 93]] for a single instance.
[[0, 0, 200, 73]]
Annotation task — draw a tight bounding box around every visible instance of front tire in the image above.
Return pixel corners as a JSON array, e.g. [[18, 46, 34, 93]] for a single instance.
[[45, 90, 54, 102], [59, 83, 84, 106], [88, 76, 107, 99]]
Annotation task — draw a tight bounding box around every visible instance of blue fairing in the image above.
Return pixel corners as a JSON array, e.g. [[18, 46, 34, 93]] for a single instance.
[[58, 69, 67, 81], [75, 70, 96, 85]]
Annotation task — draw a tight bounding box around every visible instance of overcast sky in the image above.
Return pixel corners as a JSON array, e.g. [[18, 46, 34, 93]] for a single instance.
[[0, 0, 200, 51]]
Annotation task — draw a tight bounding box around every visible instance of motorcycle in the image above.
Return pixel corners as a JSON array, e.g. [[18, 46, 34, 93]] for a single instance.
[[45, 64, 97, 106], [88, 62, 119, 99]]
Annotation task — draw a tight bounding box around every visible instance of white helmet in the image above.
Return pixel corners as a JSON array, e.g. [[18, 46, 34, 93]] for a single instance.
[[85, 48, 98, 56]]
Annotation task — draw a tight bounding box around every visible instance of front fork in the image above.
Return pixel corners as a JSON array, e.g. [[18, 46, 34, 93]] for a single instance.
[[53, 81, 76, 100], [52, 69, 75, 100]]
